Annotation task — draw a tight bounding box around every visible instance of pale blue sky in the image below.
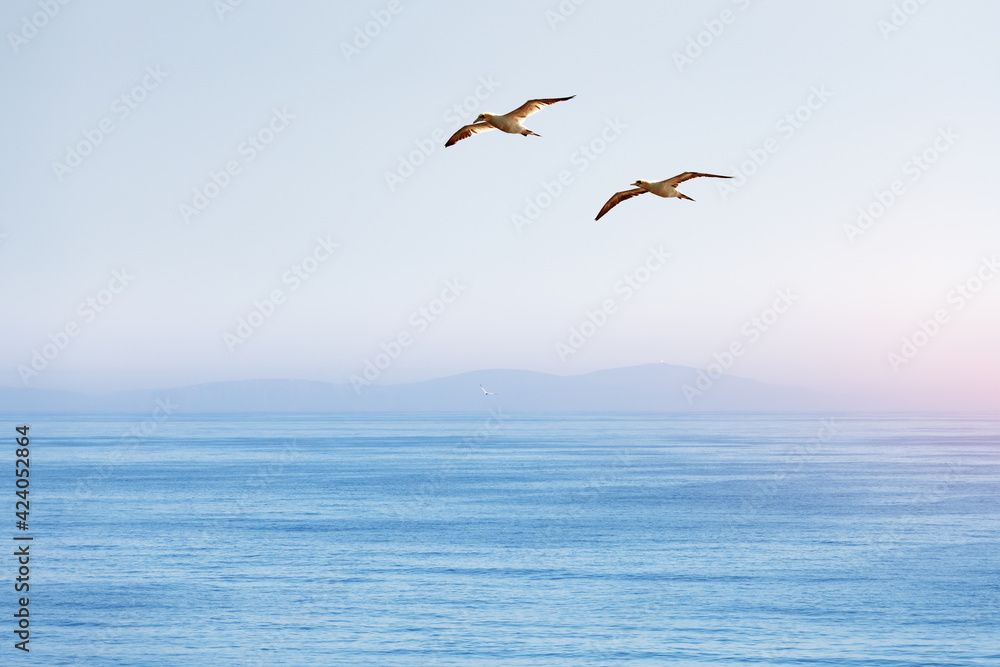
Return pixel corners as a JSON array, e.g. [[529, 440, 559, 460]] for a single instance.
[[2, 0, 998, 409]]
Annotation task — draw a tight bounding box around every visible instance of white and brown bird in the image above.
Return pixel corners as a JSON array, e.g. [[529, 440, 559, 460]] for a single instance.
[[595, 172, 732, 220], [479, 384, 496, 396], [445, 96, 576, 147]]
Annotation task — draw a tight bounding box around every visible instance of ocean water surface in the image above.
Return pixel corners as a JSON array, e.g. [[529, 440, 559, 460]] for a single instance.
[[19, 412, 1000, 665]]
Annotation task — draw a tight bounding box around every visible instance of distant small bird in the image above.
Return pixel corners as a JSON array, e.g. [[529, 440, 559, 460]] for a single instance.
[[595, 172, 732, 220], [445, 96, 576, 147], [480, 384, 497, 396]]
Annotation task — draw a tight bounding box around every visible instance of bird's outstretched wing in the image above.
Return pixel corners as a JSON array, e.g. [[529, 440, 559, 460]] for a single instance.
[[507, 96, 576, 122], [663, 172, 732, 187], [445, 122, 495, 147], [595, 188, 647, 220]]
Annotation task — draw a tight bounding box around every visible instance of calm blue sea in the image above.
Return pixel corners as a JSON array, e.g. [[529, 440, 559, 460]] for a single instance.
[[13, 412, 1000, 665]]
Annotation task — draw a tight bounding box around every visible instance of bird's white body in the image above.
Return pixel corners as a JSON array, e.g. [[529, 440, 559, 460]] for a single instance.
[[481, 113, 530, 135], [636, 180, 684, 198]]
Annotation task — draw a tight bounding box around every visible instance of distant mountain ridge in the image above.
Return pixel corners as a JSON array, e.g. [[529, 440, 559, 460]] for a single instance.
[[0, 363, 871, 413]]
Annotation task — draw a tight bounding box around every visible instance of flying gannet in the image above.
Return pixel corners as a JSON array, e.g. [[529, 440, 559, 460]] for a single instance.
[[445, 96, 576, 147], [480, 384, 497, 396], [595, 172, 732, 220]]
